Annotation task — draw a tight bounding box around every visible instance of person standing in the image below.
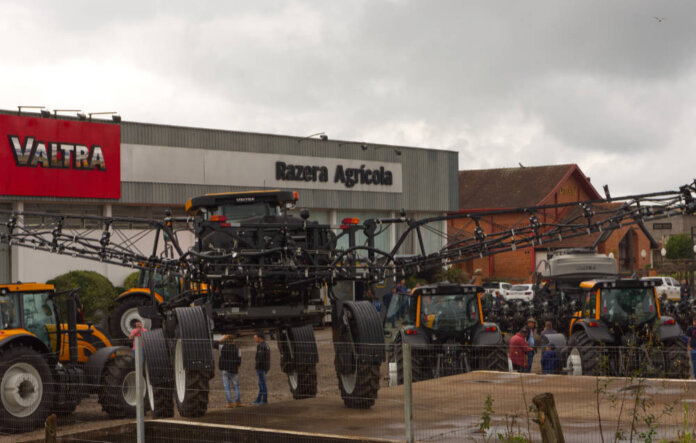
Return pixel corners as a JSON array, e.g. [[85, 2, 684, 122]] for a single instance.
[[218, 335, 242, 408], [253, 330, 271, 405], [129, 320, 147, 358], [523, 318, 537, 373], [686, 317, 696, 379], [509, 327, 532, 372], [682, 280, 690, 302], [540, 321, 556, 339], [541, 344, 560, 375]]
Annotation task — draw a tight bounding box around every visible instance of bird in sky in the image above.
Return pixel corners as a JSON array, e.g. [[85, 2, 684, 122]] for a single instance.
[[654, 16, 666, 23]]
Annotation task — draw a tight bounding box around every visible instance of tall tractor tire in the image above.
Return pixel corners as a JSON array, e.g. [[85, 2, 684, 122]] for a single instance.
[[663, 339, 690, 379], [333, 301, 384, 409], [98, 354, 148, 418], [172, 307, 213, 418], [279, 325, 318, 399], [0, 345, 55, 433], [108, 296, 153, 345], [478, 343, 509, 372], [566, 330, 608, 376], [142, 328, 174, 419]]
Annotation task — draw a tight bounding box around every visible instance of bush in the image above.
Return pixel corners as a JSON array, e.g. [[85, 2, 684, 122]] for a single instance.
[[666, 234, 692, 260], [123, 271, 141, 290], [47, 271, 117, 326]]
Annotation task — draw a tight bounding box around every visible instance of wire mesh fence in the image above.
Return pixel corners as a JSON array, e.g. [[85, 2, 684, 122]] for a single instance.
[[3, 331, 696, 442]]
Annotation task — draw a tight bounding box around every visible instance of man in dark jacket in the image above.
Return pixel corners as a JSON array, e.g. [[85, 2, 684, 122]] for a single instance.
[[218, 335, 242, 408], [541, 344, 560, 374], [253, 330, 271, 405]]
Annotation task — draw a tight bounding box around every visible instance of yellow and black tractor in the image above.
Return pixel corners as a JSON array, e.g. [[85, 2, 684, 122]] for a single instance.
[[547, 279, 690, 378], [0, 283, 145, 433], [389, 283, 508, 385]]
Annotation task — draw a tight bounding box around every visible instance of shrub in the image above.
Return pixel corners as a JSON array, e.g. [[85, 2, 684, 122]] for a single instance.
[[666, 234, 692, 260], [47, 271, 117, 326], [123, 271, 141, 290]]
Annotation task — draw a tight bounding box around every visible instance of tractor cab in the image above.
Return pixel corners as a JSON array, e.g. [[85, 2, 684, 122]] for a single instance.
[[415, 286, 482, 334], [185, 190, 297, 222], [401, 283, 497, 344], [0, 284, 58, 352], [571, 279, 661, 333]]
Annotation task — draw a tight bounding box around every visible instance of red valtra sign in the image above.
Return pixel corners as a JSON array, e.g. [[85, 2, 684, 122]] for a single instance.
[[0, 114, 120, 199]]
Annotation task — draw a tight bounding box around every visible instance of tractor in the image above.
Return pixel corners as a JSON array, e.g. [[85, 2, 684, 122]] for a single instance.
[[138, 189, 383, 418], [390, 283, 508, 385], [542, 279, 690, 378], [0, 283, 144, 433]]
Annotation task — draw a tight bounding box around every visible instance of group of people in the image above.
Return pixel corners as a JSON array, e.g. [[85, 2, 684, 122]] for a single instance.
[[508, 318, 561, 374], [130, 323, 272, 409], [217, 329, 271, 408]]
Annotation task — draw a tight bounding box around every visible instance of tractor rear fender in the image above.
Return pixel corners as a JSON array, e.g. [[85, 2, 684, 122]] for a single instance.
[[0, 333, 52, 360], [570, 322, 615, 344], [538, 333, 567, 353], [116, 289, 163, 305], [472, 322, 504, 346], [656, 316, 682, 342], [83, 346, 132, 394], [399, 330, 429, 348], [174, 306, 214, 376]]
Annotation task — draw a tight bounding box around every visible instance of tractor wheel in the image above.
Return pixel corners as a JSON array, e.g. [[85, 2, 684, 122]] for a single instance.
[[334, 301, 383, 409], [172, 307, 212, 418], [142, 329, 174, 419], [411, 349, 435, 382], [0, 345, 55, 433], [108, 297, 153, 344], [173, 338, 209, 417], [566, 330, 608, 376], [479, 345, 509, 372], [98, 354, 148, 418], [146, 364, 173, 419], [393, 336, 404, 385], [663, 340, 690, 379], [280, 325, 318, 400]]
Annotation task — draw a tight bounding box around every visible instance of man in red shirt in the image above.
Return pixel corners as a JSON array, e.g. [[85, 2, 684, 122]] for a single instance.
[[509, 327, 532, 372]]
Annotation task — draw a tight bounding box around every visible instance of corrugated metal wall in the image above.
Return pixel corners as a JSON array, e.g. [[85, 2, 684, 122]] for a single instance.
[[120, 121, 457, 212]]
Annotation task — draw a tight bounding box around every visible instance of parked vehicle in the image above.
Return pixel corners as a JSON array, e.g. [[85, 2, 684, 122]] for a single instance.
[[506, 284, 534, 302], [482, 282, 511, 298], [641, 276, 681, 301]]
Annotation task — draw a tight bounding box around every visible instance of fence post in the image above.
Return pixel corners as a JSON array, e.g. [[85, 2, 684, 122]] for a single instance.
[[135, 335, 145, 443], [532, 392, 565, 443], [403, 342, 414, 443], [45, 413, 57, 443]]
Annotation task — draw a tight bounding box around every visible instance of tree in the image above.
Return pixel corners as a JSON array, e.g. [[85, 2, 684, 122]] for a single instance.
[[47, 271, 117, 326], [665, 234, 692, 260]]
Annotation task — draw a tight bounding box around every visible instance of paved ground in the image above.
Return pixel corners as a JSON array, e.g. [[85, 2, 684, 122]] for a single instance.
[[9, 327, 696, 442]]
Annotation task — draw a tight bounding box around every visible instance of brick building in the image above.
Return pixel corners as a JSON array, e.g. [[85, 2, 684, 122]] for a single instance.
[[451, 164, 658, 283]]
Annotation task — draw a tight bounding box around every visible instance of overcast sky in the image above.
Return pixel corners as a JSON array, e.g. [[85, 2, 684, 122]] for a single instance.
[[2, 0, 695, 197]]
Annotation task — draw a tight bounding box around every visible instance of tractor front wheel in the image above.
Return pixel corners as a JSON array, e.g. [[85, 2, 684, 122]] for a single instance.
[[0, 345, 55, 433]]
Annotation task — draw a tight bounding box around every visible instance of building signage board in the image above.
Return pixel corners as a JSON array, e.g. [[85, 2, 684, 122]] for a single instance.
[[652, 222, 672, 230], [0, 114, 121, 199], [122, 144, 403, 193]]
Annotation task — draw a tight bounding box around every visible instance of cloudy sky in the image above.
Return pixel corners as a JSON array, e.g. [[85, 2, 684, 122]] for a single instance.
[[2, 0, 695, 196]]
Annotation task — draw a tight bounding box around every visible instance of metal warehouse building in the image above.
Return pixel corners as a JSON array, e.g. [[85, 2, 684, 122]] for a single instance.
[[0, 110, 458, 286]]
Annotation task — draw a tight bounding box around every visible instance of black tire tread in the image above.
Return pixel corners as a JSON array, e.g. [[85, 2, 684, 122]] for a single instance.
[[336, 301, 382, 409], [175, 369, 209, 418], [287, 325, 318, 399], [98, 354, 146, 418], [0, 345, 55, 434]]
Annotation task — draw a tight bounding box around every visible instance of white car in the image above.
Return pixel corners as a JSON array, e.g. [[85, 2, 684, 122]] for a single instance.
[[482, 282, 512, 298], [641, 276, 681, 301], [506, 284, 535, 302]]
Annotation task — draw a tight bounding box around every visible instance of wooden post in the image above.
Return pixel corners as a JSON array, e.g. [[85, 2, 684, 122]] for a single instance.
[[532, 393, 565, 443], [45, 413, 57, 443]]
